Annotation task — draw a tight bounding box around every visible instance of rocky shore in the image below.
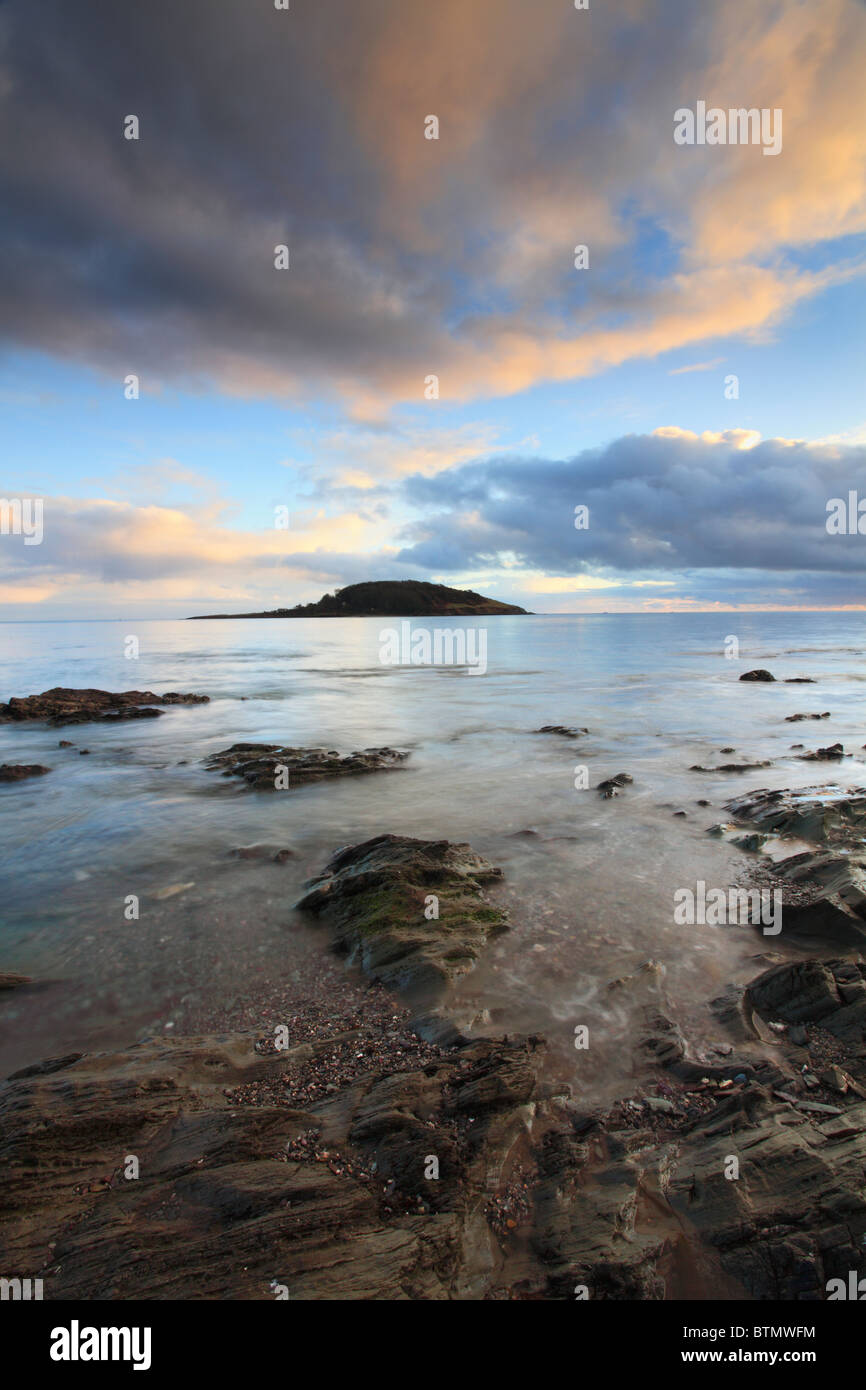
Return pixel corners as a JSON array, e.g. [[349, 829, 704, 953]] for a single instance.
[[5, 781, 866, 1301], [4, 673, 866, 1300]]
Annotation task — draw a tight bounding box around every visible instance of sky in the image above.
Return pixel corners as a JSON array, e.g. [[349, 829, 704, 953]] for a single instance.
[[1, 0, 865, 618]]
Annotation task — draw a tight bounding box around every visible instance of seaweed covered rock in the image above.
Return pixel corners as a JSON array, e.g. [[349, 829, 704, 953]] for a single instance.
[[295, 834, 507, 999]]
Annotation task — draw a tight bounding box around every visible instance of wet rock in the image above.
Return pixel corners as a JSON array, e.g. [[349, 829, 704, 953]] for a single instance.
[[0, 763, 51, 782], [0, 972, 33, 989], [731, 832, 767, 852], [597, 772, 633, 798], [152, 882, 195, 901], [786, 712, 831, 722], [205, 743, 409, 789], [725, 785, 866, 845], [535, 725, 589, 738], [0, 1031, 540, 1300], [228, 844, 294, 862], [785, 677, 816, 683], [295, 834, 507, 1001], [0, 688, 208, 727], [6, 1052, 83, 1078], [739, 669, 776, 682], [690, 761, 771, 773], [747, 959, 866, 1042], [799, 743, 845, 761]]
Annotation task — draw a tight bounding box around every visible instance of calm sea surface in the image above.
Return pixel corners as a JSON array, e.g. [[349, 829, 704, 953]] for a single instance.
[[0, 611, 863, 1081]]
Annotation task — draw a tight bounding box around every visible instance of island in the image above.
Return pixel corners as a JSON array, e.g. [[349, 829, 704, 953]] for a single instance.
[[188, 579, 530, 618]]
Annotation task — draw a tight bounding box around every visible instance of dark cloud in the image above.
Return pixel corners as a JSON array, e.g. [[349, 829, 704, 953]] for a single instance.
[[395, 430, 866, 600], [0, 0, 854, 404]]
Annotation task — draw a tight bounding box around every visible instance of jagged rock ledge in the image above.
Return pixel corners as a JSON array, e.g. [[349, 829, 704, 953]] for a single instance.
[[0, 688, 209, 727], [723, 784, 866, 947], [204, 743, 409, 789], [7, 826, 866, 1299]]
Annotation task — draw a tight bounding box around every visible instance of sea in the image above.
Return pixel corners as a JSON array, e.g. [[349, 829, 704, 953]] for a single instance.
[[0, 610, 863, 1084]]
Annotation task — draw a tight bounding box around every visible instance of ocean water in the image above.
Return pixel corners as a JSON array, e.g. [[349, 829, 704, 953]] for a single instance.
[[0, 610, 864, 1083]]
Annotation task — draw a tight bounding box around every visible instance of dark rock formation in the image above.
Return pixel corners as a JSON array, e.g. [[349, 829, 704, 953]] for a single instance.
[[0, 1033, 540, 1300], [0, 764, 50, 782], [799, 743, 845, 761], [597, 773, 633, 798], [689, 761, 771, 773], [747, 959, 866, 1042], [205, 743, 409, 789], [295, 834, 507, 1000], [725, 785, 866, 845], [228, 844, 294, 862], [0, 688, 208, 727], [786, 712, 830, 722], [8, 808, 866, 1300], [724, 786, 866, 946], [739, 669, 775, 682], [536, 725, 589, 738]]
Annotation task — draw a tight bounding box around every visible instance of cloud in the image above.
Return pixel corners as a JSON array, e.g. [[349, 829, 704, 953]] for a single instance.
[[1, 426, 864, 614], [395, 428, 866, 605], [0, 0, 863, 410]]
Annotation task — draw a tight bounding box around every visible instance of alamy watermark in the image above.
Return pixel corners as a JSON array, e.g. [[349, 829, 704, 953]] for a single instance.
[[379, 621, 487, 675], [0, 497, 43, 544], [674, 103, 782, 156], [674, 881, 782, 935]]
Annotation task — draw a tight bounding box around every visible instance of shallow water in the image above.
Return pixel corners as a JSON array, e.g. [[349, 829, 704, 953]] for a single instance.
[[0, 610, 864, 1082]]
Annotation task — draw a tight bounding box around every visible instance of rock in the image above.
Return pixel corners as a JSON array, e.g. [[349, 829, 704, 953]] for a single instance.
[[0, 1031, 540, 1300], [786, 712, 831, 722], [7, 1052, 83, 1078], [0, 688, 208, 727], [785, 677, 816, 683], [725, 785, 866, 845], [739, 670, 776, 682], [799, 743, 845, 761], [0, 972, 33, 989], [643, 1095, 676, 1114], [821, 1066, 850, 1095], [731, 832, 767, 852], [228, 844, 293, 862], [597, 773, 633, 798], [535, 725, 588, 738], [58, 740, 74, 747], [295, 834, 507, 1001], [690, 761, 771, 773], [0, 764, 51, 782], [152, 882, 195, 901], [205, 743, 409, 789], [747, 959, 866, 1041]]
